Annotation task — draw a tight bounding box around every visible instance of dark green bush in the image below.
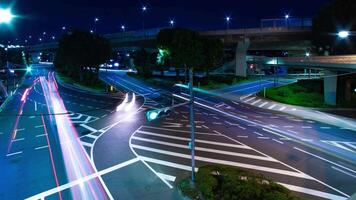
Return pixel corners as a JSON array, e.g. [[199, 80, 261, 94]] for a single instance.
[[180, 165, 303, 200]]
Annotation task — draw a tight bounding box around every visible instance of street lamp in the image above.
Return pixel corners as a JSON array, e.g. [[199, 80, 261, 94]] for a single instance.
[[225, 16, 231, 30], [94, 17, 99, 33], [0, 8, 14, 24], [142, 5, 148, 36], [121, 25, 125, 32], [169, 19, 174, 27], [285, 14, 289, 28], [338, 31, 350, 39]]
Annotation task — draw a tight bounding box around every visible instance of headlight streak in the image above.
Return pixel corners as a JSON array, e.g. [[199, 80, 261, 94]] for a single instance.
[[8, 77, 40, 153], [116, 93, 128, 112], [39, 72, 108, 199]]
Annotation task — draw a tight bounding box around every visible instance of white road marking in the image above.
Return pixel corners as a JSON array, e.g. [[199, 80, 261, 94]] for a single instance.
[[237, 135, 248, 138], [85, 134, 98, 139], [132, 143, 274, 162], [35, 145, 49, 150], [245, 96, 256, 103], [26, 158, 140, 200], [212, 122, 222, 125], [302, 126, 312, 129], [320, 127, 331, 129], [331, 166, 356, 179], [80, 124, 98, 133], [251, 99, 261, 105], [321, 141, 356, 153], [240, 94, 252, 100], [287, 129, 298, 134], [279, 106, 286, 111], [13, 138, 25, 142], [268, 104, 276, 109], [157, 172, 176, 182], [6, 151, 23, 157], [135, 130, 250, 149], [277, 183, 347, 200], [294, 147, 356, 174], [272, 139, 284, 144], [81, 141, 93, 147], [258, 137, 270, 140], [36, 134, 47, 137], [136, 144, 312, 179], [34, 101, 37, 111], [283, 125, 294, 128], [259, 102, 268, 108], [141, 126, 218, 136], [301, 138, 314, 142], [16, 128, 25, 132], [29, 116, 36, 119], [253, 132, 263, 136], [139, 156, 198, 172]]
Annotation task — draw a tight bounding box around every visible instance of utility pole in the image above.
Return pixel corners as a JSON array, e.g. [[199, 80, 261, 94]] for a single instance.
[[189, 67, 196, 183]]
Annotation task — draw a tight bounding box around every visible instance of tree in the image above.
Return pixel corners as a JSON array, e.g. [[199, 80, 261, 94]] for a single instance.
[[201, 37, 224, 77], [312, 0, 356, 55], [157, 28, 203, 78], [54, 30, 112, 82], [133, 48, 152, 78]]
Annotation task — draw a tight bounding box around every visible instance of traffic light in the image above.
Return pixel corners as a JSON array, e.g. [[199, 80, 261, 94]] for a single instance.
[[145, 108, 171, 122]]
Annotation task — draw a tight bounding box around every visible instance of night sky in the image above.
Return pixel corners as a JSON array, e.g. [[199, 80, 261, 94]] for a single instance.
[[1, 0, 330, 44]]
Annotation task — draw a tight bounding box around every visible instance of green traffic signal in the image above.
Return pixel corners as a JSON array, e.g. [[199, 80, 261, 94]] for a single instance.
[[146, 110, 159, 121]]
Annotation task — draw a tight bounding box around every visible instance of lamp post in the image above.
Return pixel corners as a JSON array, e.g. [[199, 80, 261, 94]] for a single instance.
[[142, 5, 147, 37], [169, 19, 174, 28], [121, 25, 126, 32], [94, 17, 99, 33], [285, 14, 289, 29]]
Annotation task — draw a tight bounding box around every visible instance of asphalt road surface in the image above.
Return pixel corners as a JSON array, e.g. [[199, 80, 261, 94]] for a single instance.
[[0, 66, 355, 199]]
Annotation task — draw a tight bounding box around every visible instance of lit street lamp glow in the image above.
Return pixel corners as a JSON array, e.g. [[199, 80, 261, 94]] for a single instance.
[[142, 6, 147, 12], [169, 19, 174, 27], [338, 31, 350, 39], [285, 14, 289, 19], [121, 25, 125, 31], [0, 8, 14, 24]]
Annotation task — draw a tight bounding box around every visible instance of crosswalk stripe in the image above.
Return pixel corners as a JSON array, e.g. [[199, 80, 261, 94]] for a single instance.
[[279, 106, 286, 111], [277, 183, 347, 200], [157, 172, 176, 182], [80, 124, 98, 132], [131, 138, 274, 162], [245, 97, 256, 103], [85, 134, 98, 139], [135, 131, 250, 149], [139, 156, 198, 172], [141, 126, 219, 136], [81, 141, 93, 147], [240, 94, 252, 100], [259, 102, 268, 108], [268, 104, 277, 109], [251, 99, 261, 105], [132, 144, 312, 180]]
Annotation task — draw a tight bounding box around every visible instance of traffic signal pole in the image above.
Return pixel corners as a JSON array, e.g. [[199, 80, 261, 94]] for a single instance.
[[189, 67, 196, 183]]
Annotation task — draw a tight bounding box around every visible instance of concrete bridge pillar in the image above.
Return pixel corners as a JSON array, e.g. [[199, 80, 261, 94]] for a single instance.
[[235, 38, 250, 77], [324, 70, 337, 105]]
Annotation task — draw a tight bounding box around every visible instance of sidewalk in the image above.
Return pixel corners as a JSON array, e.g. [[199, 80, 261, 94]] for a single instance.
[[238, 93, 356, 131]]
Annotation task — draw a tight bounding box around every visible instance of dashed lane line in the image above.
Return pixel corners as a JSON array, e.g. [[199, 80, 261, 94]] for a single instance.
[[6, 151, 23, 157], [35, 145, 49, 150]]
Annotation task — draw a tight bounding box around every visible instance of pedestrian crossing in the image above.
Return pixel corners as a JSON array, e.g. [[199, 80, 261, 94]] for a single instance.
[[129, 124, 348, 199], [240, 94, 297, 112]]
